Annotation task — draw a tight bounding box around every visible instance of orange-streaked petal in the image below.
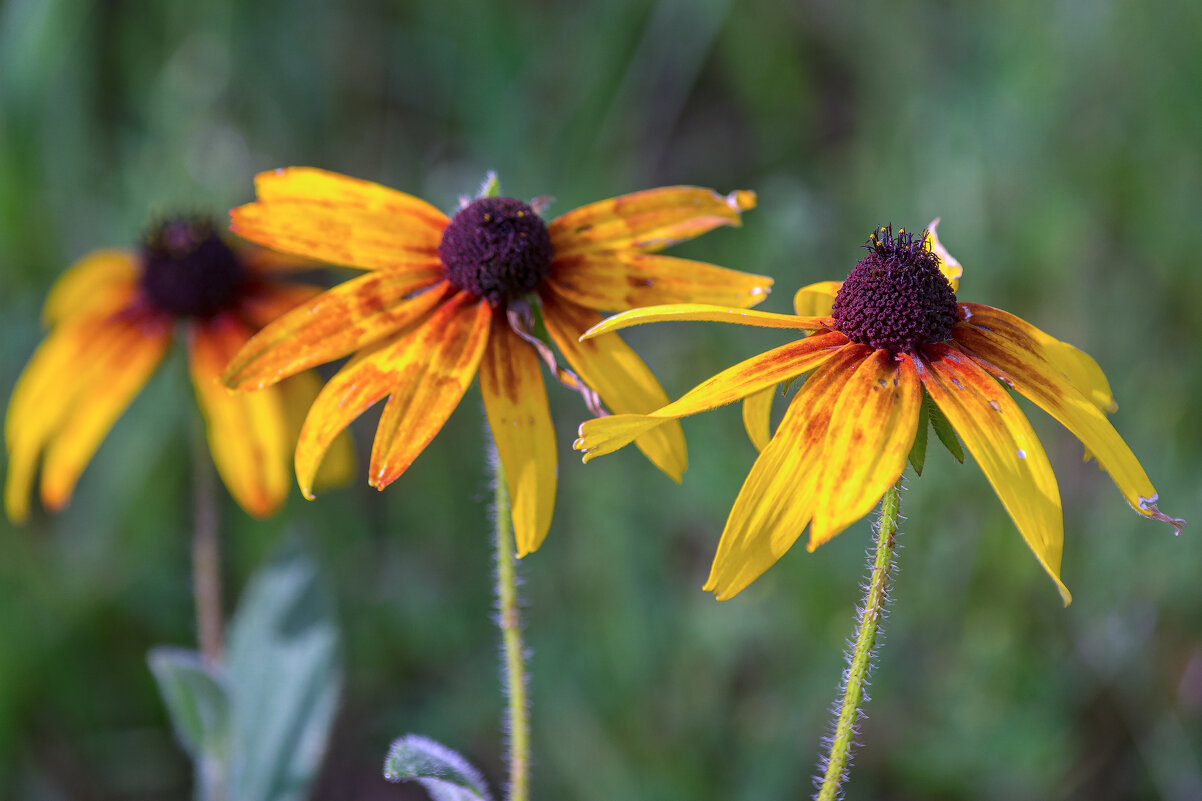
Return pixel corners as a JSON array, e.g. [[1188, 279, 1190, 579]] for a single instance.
[[704, 346, 868, 599], [581, 304, 831, 340], [924, 218, 962, 291], [807, 350, 922, 549], [549, 186, 755, 256], [917, 344, 1070, 605], [43, 249, 140, 325], [549, 252, 772, 311], [367, 293, 491, 489], [252, 167, 449, 228], [542, 295, 685, 480], [959, 303, 1116, 412], [238, 282, 325, 329], [574, 332, 851, 463], [224, 275, 450, 390], [6, 312, 169, 521], [190, 316, 290, 518], [230, 200, 446, 273], [742, 386, 775, 452], [278, 371, 355, 493], [953, 321, 1182, 533], [479, 321, 557, 556]]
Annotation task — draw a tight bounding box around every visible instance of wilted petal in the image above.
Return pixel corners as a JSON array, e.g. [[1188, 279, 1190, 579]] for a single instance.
[[581, 304, 830, 340]]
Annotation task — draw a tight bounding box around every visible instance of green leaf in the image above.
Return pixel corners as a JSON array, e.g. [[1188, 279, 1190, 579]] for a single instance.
[[147, 647, 230, 758], [908, 392, 931, 475], [384, 734, 493, 801], [225, 542, 342, 801], [147, 647, 230, 800], [929, 397, 965, 463]]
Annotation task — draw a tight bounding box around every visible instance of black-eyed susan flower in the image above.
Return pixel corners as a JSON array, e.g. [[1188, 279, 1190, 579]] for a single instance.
[[574, 222, 1185, 603], [5, 216, 345, 522], [222, 168, 770, 556]]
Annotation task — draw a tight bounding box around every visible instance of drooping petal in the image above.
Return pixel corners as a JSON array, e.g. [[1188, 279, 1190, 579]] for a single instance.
[[704, 346, 869, 599], [189, 316, 290, 518], [549, 251, 772, 311], [479, 320, 557, 556], [574, 332, 851, 463], [277, 371, 355, 493], [6, 311, 170, 521], [368, 292, 492, 490], [953, 320, 1182, 533], [807, 350, 922, 548], [958, 303, 1116, 412], [549, 186, 755, 256], [581, 304, 831, 340], [924, 218, 962, 291], [252, 167, 449, 229], [792, 281, 842, 317], [917, 344, 1070, 605], [542, 295, 685, 479], [742, 386, 775, 452], [42, 249, 140, 325], [224, 275, 450, 390]]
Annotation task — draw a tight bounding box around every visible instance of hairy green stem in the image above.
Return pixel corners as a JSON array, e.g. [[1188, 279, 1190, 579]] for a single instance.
[[492, 450, 530, 801], [816, 479, 902, 801]]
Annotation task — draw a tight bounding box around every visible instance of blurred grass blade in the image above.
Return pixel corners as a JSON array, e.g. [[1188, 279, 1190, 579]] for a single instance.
[[226, 542, 342, 801], [147, 647, 230, 800], [384, 734, 494, 801]]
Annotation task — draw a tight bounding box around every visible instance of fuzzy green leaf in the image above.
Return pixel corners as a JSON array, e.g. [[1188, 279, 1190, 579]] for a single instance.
[[384, 734, 493, 801]]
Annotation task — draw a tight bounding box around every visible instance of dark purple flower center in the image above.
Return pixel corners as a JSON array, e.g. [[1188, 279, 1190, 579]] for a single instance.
[[438, 197, 553, 307], [140, 218, 247, 318], [831, 225, 958, 354]]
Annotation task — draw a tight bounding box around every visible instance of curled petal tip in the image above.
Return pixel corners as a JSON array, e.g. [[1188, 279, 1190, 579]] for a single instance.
[[727, 189, 756, 213], [1139, 494, 1187, 535]]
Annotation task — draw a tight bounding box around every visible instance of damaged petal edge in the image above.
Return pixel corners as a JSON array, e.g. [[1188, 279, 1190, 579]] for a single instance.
[[1138, 493, 1187, 535]]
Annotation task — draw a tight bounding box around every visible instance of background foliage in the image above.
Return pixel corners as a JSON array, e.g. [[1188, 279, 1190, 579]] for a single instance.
[[2, 0, 1199, 798]]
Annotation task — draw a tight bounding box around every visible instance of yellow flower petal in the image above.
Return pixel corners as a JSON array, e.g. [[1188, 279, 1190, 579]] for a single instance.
[[542, 294, 685, 480], [479, 321, 558, 556], [742, 386, 775, 452], [277, 371, 356, 493], [958, 302, 1116, 412], [574, 331, 850, 464], [368, 293, 492, 490], [807, 350, 922, 549], [792, 281, 842, 317], [704, 346, 867, 599], [6, 312, 169, 521], [549, 252, 772, 311], [953, 318, 1183, 533], [549, 186, 755, 256], [924, 218, 962, 291], [224, 274, 449, 390], [42, 249, 140, 325], [252, 167, 449, 228], [580, 304, 830, 340], [917, 344, 1071, 605], [238, 282, 325, 330], [230, 200, 446, 273], [190, 316, 290, 518]]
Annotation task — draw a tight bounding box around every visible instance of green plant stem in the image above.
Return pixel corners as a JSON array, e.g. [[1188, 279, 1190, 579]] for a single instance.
[[191, 421, 223, 666], [492, 450, 530, 801], [816, 478, 903, 801]]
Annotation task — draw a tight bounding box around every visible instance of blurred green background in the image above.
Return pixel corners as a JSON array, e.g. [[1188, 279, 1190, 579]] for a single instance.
[[2, 0, 1200, 798]]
